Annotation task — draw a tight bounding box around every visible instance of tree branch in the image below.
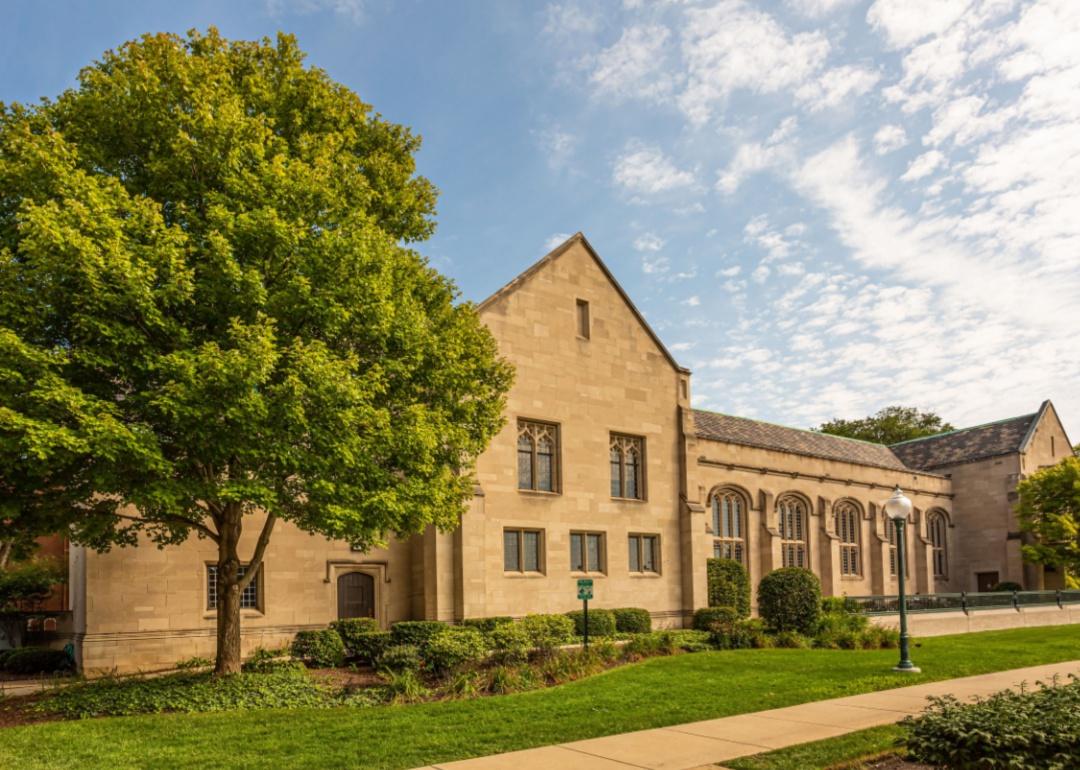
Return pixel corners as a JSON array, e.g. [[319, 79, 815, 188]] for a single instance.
[[90, 509, 221, 543], [238, 512, 276, 591]]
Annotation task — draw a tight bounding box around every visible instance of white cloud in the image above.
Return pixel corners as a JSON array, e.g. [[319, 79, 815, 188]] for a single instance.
[[717, 265, 742, 277], [266, 0, 365, 23], [873, 124, 908, 154], [543, 3, 598, 36], [534, 126, 577, 170], [900, 149, 946, 181], [634, 232, 665, 251], [866, 0, 971, 49], [642, 256, 671, 274], [683, 295, 701, 306], [717, 117, 799, 194], [613, 142, 696, 194], [785, 0, 860, 18], [544, 232, 572, 251], [590, 24, 677, 101], [795, 65, 881, 111]]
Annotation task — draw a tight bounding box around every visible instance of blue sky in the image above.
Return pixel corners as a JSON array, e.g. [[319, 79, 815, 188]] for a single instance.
[[3, 0, 1078, 439]]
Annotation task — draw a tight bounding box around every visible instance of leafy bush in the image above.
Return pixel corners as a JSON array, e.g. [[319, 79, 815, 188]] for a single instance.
[[487, 664, 541, 695], [460, 617, 513, 633], [351, 631, 391, 664], [862, 624, 899, 650], [0, 649, 13, 668], [758, 568, 821, 634], [612, 607, 652, 634], [707, 558, 751, 617], [35, 669, 331, 718], [566, 608, 616, 638], [813, 607, 870, 649], [773, 630, 811, 648], [2, 646, 72, 675], [330, 618, 380, 654], [424, 627, 487, 674], [821, 596, 858, 614], [175, 655, 212, 671], [488, 622, 532, 665], [520, 614, 574, 654], [622, 631, 677, 660], [384, 669, 429, 703], [710, 618, 772, 650], [992, 581, 1023, 592], [693, 606, 740, 631], [666, 629, 712, 653], [905, 676, 1080, 769], [376, 644, 422, 674], [290, 629, 346, 668], [390, 620, 446, 648], [588, 639, 621, 664]]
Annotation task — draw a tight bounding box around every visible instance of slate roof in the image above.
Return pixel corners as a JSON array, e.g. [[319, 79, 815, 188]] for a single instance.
[[692, 410, 911, 471], [889, 412, 1039, 471]]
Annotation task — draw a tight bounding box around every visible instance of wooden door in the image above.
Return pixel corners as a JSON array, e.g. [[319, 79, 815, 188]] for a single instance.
[[337, 572, 375, 619]]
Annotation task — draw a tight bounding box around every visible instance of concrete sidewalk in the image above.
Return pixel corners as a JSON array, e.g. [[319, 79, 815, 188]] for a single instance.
[[412, 660, 1080, 770]]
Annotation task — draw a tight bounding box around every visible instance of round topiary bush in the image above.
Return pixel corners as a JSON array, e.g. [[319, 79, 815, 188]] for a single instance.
[[290, 629, 346, 668], [330, 618, 381, 655], [612, 608, 652, 634], [565, 608, 616, 637], [692, 606, 740, 631], [758, 568, 822, 634], [520, 614, 574, 654], [488, 621, 532, 665], [351, 631, 391, 663], [423, 627, 487, 674], [707, 558, 751, 618], [376, 643, 422, 674]]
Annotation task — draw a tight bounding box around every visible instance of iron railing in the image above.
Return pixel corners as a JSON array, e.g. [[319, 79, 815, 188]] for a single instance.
[[842, 590, 1080, 616]]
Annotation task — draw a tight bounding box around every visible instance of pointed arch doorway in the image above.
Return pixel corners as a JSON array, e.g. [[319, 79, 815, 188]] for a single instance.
[[337, 571, 376, 620]]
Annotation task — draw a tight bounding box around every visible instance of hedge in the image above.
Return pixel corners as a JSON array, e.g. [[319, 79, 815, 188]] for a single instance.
[[389, 620, 446, 648], [350, 631, 391, 663], [290, 629, 346, 668], [423, 627, 487, 674], [329, 618, 380, 655], [706, 558, 751, 617], [692, 606, 739, 631], [460, 617, 513, 633], [519, 614, 574, 653], [2, 647, 72, 675], [612, 607, 652, 634], [758, 568, 821, 634], [565, 608, 616, 637]]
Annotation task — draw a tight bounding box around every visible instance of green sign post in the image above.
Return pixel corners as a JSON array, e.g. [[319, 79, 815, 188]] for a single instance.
[[577, 578, 594, 650]]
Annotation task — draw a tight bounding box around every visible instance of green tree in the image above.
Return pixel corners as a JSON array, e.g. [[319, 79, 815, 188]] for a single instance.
[[1017, 457, 1080, 588], [815, 406, 954, 445], [0, 29, 512, 674]]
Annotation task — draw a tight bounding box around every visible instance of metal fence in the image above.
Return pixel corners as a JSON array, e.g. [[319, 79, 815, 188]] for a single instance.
[[842, 590, 1080, 615]]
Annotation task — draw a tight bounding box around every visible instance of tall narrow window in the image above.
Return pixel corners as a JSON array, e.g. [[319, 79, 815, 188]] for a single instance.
[[628, 534, 659, 573], [504, 528, 544, 573], [207, 564, 261, 611], [576, 299, 590, 339], [928, 511, 948, 578], [570, 531, 605, 574], [517, 420, 560, 493], [777, 495, 808, 568], [885, 517, 909, 577], [610, 434, 645, 500], [710, 489, 745, 565], [834, 501, 861, 576]]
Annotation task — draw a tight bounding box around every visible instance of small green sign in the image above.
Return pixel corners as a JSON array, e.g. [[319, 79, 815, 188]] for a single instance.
[[577, 578, 593, 600]]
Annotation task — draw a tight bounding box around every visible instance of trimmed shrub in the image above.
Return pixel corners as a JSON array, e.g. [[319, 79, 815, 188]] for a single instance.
[[623, 631, 676, 660], [390, 620, 446, 648], [460, 617, 513, 633], [351, 631, 391, 664], [992, 581, 1023, 592], [692, 606, 740, 631], [862, 624, 900, 650], [707, 558, 751, 618], [905, 677, 1080, 769], [667, 629, 712, 653], [758, 568, 822, 634], [709, 617, 771, 650], [424, 627, 487, 675], [773, 630, 811, 649], [2, 646, 72, 675], [488, 622, 532, 665], [612, 607, 652, 634], [376, 644, 422, 674], [813, 607, 869, 649], [566, 608, 616, 638], [821, 596, 858, 614], [290, 629, 346, 668], [330, 618, 380, 654], [520, 614, 574, 654]]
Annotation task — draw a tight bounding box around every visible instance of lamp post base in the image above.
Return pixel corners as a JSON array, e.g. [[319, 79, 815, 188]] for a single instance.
[[893, 664, 922, 673]]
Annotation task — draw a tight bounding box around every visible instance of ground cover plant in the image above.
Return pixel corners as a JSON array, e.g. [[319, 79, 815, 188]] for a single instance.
[[1, 625, 1078, 769]]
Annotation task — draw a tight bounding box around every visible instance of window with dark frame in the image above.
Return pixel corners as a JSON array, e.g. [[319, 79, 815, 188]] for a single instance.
[[711, 489, 745, 564], [206, 564, 261, 611], [504, 528, 543, 573], [570, 531, 605, 573], [517, 420, 559, 493], [610, 433, 645, 500], [928, 511, 948, 578], [576, 299, 590, 339], [778, 495, 808, 568], [628, 533, 659, 573], [835, 500, 861, 576], [885, 517, 909, 577]]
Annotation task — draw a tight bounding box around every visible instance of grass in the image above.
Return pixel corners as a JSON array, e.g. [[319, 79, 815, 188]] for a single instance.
[[726, 724, 907, 769], [2, 625, 1079, 769]]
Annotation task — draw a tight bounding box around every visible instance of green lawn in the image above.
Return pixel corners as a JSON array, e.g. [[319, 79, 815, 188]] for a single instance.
[[726, 724, 906, 769], [2, 625, 1079, 770]]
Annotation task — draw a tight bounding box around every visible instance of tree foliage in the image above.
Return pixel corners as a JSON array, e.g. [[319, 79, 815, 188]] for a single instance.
[[0, 29, 512, 672], [815, 406, 954, 445], [1017, 456, 1080, 586]]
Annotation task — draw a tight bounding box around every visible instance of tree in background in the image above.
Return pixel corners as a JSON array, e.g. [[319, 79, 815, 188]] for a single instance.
[[815, 406, 954, 445], [0, 30, 513, 674], [1017, 457, 1080, 589]]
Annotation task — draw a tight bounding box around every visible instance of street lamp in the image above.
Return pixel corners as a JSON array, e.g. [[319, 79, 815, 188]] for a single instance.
[[884, 486, 920, 673]]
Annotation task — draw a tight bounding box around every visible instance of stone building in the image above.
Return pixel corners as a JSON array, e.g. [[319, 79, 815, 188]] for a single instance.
[[59, 233, 1073, 672]]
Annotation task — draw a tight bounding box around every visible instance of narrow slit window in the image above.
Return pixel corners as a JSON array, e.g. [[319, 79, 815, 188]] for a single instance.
[[576, 299, 590, 339]]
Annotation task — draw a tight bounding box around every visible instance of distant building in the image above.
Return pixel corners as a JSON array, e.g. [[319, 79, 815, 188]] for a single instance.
[[57, 234, 1072, 672]]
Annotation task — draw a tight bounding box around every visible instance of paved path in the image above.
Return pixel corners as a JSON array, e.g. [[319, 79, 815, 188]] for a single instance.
[[412, 660, 1080, 770]]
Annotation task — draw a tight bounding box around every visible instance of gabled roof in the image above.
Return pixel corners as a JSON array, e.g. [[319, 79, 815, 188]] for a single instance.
[[889, 409, 1040, 471], [477, 232, 690, 374], [693, 409, 912, 472]]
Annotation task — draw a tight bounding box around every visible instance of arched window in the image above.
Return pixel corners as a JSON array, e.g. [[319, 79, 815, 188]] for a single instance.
[[518, 420, 559, 492], [928, 511, 948, 578], [834, 500, 861, 576], [711, 489, 746, 565], [610, 434, 645, 500], [777, 495, 808, 568]]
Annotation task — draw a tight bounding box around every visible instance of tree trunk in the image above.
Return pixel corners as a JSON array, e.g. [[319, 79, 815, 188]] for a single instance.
[[214, 505, 243, 676]]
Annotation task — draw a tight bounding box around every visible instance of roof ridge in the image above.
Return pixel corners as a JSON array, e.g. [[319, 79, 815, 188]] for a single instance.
[[691, 408, 895, 449], [888, 412, 1038, 447]]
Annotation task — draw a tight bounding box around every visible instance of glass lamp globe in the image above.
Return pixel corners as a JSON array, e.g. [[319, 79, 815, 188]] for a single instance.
[[883, 486, 913, 522]]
